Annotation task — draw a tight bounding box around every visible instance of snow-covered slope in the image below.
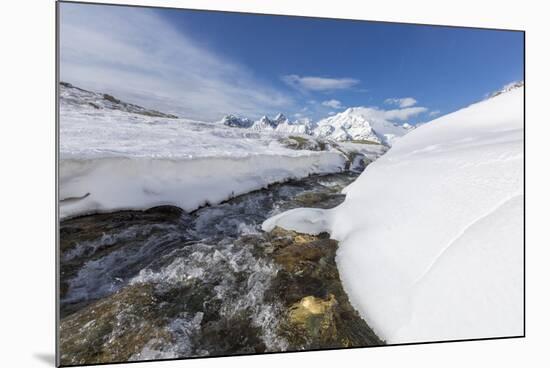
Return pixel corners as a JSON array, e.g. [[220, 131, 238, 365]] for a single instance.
[[263, 86, 524, 343], [60, 84, 358, 219], [60, 82, 178, 118], [312, 107, 410, 146], [488, 80, 524, 99]]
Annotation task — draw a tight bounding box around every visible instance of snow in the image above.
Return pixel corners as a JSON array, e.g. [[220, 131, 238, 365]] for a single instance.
[[248, 113, 312, 134], [312, 107, 410, 145], [263, 86, 524, 343], [60, 153, 345, 219], [337, 141, 387, 159], [263, 208, 330, 235], [489, 80, 524, 99], [60, 82, 178, 118], [275, 120, 313, 135], [59, 85, 351, 219]]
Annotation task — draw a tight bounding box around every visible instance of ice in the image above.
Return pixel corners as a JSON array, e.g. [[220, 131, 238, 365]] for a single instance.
[[263, 86, 524, 343]]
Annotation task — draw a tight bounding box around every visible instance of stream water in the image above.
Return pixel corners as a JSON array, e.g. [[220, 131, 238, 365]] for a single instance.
[[59, 171, 383, 365]]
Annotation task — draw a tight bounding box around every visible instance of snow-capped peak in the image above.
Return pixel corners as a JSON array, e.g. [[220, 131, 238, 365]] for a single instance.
[[221, 107, 412, 146], [252, 113, 290, 130], [273, 113, 289, 125], [220, 114, 254, 128], [312, 107, 409, 146]]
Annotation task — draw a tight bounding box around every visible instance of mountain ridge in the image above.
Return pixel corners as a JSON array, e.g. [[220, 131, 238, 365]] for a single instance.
[[220, 108, 411, 146], [60, 82, 178, 119]]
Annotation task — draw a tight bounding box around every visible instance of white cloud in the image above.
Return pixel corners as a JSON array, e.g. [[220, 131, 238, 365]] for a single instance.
[[282, 74, 359, 91], [59, 3, 292, 121], [379, 106, 428, 121], [385, 97, 418, 108], [333, 106, 427, 123], [321, 99, 345, 109], [429, 110, 441, 117], [297, 99, 428, 122]]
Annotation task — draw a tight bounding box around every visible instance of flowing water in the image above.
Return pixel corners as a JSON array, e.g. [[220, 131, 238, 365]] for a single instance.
[[59, 171, 382, 365]]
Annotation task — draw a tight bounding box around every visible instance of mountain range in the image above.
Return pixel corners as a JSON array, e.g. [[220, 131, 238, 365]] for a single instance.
[[221, 108, 412, 146]]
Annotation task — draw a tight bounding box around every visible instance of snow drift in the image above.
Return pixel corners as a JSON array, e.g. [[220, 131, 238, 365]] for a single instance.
[[263, 86, 524, 343], [60, 153, 345, 219]]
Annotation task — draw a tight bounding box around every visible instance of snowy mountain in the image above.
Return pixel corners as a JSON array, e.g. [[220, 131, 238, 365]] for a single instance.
[[312, 107, 410, 146], [221, 108, 411, 146], [226, 113, 314, 135], [275, 118, 314, 135], [488, 80, 524, 99], [250, 113, 289, 130], [263, 84, 524, 344], [219, 114, 254, 128], [60, 82, 178, 118]]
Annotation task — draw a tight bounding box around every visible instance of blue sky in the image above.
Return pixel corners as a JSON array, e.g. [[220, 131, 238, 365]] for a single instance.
[[60, 2, 523, 123]]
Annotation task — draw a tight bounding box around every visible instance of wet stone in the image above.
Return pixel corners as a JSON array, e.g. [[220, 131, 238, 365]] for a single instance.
[[60, 284, 176, 366], [265, 227, 384, 349]]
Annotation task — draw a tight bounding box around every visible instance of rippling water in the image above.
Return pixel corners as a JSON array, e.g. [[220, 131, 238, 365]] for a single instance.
[[59, 172, 363, 362]]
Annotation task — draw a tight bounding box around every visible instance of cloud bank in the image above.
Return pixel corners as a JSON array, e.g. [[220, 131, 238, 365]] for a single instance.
[[377, 106, 428, 121], [349, 106, 428, 123], [385, 97, 418, 108], [59, 3, 292, 121], [321, 99, 345, 109], [282, 75, 360, 92]]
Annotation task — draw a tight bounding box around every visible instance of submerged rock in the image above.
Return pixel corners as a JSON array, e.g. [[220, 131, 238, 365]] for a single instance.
[[288, 294, 338, 338], [264, 227, 384, 349], [294, 191, 346, 209]]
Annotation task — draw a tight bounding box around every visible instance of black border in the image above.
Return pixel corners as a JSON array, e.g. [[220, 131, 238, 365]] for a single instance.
[[55, 1, 526, 367]]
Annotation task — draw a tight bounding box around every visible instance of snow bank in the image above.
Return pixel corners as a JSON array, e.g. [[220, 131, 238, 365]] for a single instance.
[[60, 153, 345, 219], [263, 87, 524, 343], [59, 98, 347, 219]]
